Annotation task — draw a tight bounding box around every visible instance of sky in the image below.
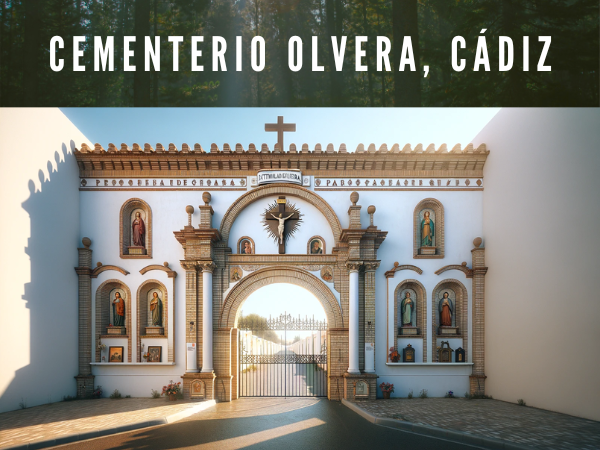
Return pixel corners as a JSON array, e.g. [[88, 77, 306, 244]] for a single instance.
[[61, 107, 500, 151], [239, 283, 327, 322]]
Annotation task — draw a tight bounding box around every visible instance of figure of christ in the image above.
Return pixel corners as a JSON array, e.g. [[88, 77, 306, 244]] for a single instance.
[[112, 292, 125, 327], [269, 212, 294, 244], [149, 291, 163, 326], [132, 212, 146, 247], [439, 292, 453, 327], [400, 292, 414, 326], [421, 211, 434, 247]]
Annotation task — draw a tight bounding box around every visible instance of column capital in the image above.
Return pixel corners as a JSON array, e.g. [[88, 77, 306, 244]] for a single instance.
[[363, 261, 380, 272], [200, 262, 217, 273], [345, 261, 363, 272], [180, 260, 201, 271]]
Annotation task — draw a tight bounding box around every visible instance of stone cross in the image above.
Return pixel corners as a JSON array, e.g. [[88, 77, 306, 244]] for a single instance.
[[266, 196, 300, 254], [265, 116, 296, 151]]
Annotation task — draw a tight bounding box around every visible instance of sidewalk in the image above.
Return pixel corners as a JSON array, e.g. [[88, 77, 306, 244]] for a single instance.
[[0, 398, 215, 450], [345, 398, 600, 450]]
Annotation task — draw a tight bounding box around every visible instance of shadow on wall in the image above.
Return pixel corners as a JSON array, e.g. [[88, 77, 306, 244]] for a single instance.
[[1, 142, 80, 411]]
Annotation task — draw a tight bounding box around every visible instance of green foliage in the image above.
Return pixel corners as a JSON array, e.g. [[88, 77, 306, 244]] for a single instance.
[[465, 392, 493, 400], [407, 390, 413, 399], [151, 389, 161, 399], [109, 389, 123, 399], [0, 0, 596, 106], [419, 389, 428, 399], [63, 395, 78, 402], [517, 398, 526, 406], [238, 313, 282, 344], [125, 395, 131, 398]]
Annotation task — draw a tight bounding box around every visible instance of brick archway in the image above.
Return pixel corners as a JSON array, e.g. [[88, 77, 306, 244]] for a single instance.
[[218, 184, 343, 246], [219, 265, 344, 328]]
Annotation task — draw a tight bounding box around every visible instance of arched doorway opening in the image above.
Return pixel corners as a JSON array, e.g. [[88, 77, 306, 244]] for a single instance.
[[237, 283, 328, 397], [219, 266, 344, 400]]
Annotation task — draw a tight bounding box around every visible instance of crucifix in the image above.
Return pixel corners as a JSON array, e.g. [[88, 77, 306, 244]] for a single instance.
[[265, 196, 300, 254], [265, 116, 296, 151]]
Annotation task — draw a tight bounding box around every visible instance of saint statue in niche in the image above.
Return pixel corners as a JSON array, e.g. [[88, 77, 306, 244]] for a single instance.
[[439, 292, 453, 327], [132, 212, 146, 247], [310, 239, 323, 254], [400, 292, 414, 327], [150, 291, 163, 326], [421, 211, 435, 247], [240, 239, 253, 254], [112, 292, 125, 326]]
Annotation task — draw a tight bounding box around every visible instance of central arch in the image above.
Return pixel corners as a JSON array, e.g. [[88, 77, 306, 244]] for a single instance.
[[220, 266, 344, 328], [219, 184, 343, 247]]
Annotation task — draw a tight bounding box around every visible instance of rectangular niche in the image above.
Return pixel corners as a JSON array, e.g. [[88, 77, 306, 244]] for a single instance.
[[397, 338, 424, 363]]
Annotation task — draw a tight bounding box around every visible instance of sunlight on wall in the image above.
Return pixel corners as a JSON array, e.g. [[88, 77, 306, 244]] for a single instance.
[[0, 108, 91, 412]]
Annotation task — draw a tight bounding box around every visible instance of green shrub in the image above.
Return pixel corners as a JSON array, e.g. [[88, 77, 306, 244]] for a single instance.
[[517, 399, 526, 406], [419, 389, 428, 399], [151, 389, 161, 399], [407, 390, 413, 399], [109, 389, 122, 399]]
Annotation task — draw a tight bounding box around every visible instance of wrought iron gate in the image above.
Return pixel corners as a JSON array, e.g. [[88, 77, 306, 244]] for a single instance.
[[238, 313, 327, 397]]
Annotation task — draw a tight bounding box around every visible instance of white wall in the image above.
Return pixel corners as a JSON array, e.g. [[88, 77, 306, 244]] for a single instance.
[[362, 189, 482, 398], [474, 108, 600, 421], [0, 109, 88, 412]]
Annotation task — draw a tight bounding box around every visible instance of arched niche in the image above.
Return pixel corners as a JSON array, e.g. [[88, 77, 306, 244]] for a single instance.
[[95, 279, 132, 362], [413, 198, 444, 259], [432, 279, 468, 362], [120, 198, 152, 258], [228, 194, 335, 255], [394, 280, 427, 363], [219, 184, 342, 249], [136, 280, 171, 363]]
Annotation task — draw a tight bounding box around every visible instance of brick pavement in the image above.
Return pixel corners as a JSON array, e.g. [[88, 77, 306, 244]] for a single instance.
[[0, 398, 210, 449], [353, 398, 600, 450]]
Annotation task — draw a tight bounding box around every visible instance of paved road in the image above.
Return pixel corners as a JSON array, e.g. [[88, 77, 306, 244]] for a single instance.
[[56, 398, 475, 450]]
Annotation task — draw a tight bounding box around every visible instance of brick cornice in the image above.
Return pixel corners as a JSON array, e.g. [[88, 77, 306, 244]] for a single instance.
[[384, 263, 423, 278], [435, 263, 473, 278], [74, 143, 489, 179]]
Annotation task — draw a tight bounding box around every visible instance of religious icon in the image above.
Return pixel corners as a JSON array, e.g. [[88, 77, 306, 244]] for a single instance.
[[321, 266, 333, 282], [309, 239, 323, 254], [231, 266, 242, 282], [147, 346, 162, 363], [108, 346, 124, 363], [149, 291, 163, 326], [263, 197, 302, 254], [421, 211, 435, 247], [269, 212, 294, 244], [112, 292, 125, 327], [400, 292, 414, 327], [439, 292, 453, 327], [132, 211, 146, 247], [240, 239, 253, 254]]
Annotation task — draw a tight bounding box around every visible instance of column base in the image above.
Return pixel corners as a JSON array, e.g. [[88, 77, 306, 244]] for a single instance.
[[182, 372, 216, 400], [343, 372, 378, 400], [469, 374, 487, 396], [75, 375, 95, 399], [215, 375, 233, 402]]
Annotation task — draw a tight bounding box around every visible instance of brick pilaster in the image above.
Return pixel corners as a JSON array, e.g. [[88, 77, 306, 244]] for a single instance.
[[470, 239, 488, 395], [75, 238, 94, 398]]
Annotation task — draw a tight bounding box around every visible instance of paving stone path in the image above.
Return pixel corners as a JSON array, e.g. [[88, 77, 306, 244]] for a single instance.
[[354, 398, 600, 450], [0, 398, 205, 449]]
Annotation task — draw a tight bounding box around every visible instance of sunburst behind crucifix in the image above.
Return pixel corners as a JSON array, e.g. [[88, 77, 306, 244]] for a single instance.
[[262, 196, 303, 254]]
